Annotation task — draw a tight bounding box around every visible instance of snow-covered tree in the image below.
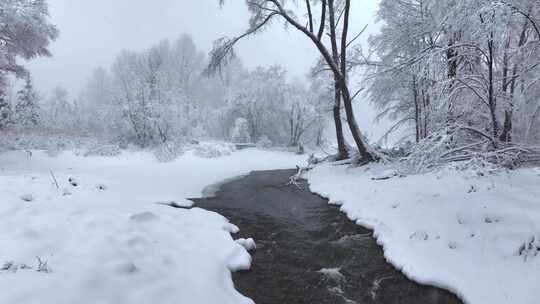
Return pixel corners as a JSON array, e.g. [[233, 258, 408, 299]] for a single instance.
[[14, 76, 40, 127], [0, 0, 56, 130], [284, 83, 318, 147], [367, 0, 540, 166], [67, 33, 331, 149], [41, 86, 76, 130], [106, 36, 209, 146], [230, 117, 251, 143], [0, 0, 58, 83], [0, 91, 12, 129], [210, 0, 377, 162], [223, 65, 288, 144], [0, 82, 11, 129]]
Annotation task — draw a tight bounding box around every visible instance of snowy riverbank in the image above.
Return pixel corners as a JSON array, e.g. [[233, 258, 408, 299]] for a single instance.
[[2, 146, 538, 304], [306, 162, 540, 304], [0, 149, 305, 304]]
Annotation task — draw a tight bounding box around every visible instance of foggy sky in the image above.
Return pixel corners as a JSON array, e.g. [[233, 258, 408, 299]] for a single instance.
[[28, 0, 380, 95]]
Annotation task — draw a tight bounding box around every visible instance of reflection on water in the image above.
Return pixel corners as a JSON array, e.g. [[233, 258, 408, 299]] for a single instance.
[[192, 169, 462, 304]]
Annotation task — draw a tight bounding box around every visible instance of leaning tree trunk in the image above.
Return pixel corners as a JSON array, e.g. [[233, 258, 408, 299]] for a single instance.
[[333, 85, 349, 160], [340, 86, 373, 162], [336, 0, 374, 162]]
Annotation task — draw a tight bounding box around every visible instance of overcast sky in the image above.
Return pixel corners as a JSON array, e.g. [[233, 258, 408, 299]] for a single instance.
[[28, 0, 380, 95]]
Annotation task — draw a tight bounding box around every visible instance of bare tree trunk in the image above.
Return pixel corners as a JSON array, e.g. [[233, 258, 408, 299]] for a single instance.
[[500, 36, 512, 143], [487, 29, 499, 145], [289, 114, 295, 146], [445, 32, 459, 148], [423, 90, 430, 139], [527, 105, 540, 142], [333, 85, 349, 159], [283, 0, 374, 160], [413, 76, 421, 143], [216, 0, 376, 162], [500, 18, 528, 143], [327, 0, 348, 160], [331, 0, 374, 162], [500, 110, 513, 142]]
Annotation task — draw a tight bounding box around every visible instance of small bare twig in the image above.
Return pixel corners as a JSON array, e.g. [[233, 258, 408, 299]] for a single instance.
[[49, 170, 59, 190], [287, 161, 318, 189], [36, 256, 51, 273], [287, 165, 305, 189]]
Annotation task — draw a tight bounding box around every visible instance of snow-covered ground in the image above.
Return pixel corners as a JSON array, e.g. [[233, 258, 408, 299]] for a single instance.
[[306, 162, 540, 304], [3, 146, 538, 304], [0, 148, 305, 304]]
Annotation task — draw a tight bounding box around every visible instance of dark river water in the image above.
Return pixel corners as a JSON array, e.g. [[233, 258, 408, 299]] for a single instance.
[[192, 169, 463, 304]]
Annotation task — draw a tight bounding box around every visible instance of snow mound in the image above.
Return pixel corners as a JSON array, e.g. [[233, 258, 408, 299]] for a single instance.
[[256, 135, 272, 149], [153, 142, 184, 162], [0, 149, 304, 304], [223, 223, 240, 234], [129, 211, 159, 222], [0, 129, 90, 154], [235, 238, 257, 251], [194, 142, 236, 158], [518, 236, 540, 261], [84, 144, 121, 157], [226, 245, 252, 272]]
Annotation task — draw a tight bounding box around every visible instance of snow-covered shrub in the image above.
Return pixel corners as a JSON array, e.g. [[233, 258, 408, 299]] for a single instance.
[[153, 141, 184, 163], [1, 261, 32, 273], [44, 135, 86, 152], [194, 142, 235, 158], [399, 130, 452, 174], [397, 127, 512, 174], [35, 257, 51, 273], [518, 236, 540, 262], [84, 144, 121, 157], [231, 118, 251, 143], [0, 129, 93, 156], [256, 135, 272, 149], [284, 144, 305, 155], [447, 157, 502, 177], [1, 261, 17, 272]]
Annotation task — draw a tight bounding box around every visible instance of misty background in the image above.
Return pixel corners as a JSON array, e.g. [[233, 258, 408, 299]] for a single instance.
[[27, 0, 385, 140]]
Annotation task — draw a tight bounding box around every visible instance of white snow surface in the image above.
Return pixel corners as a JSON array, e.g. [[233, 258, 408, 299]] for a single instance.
[[306, 163, 540, 304], [0, 148, 305, 304], [235, 238, 257, 252]]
